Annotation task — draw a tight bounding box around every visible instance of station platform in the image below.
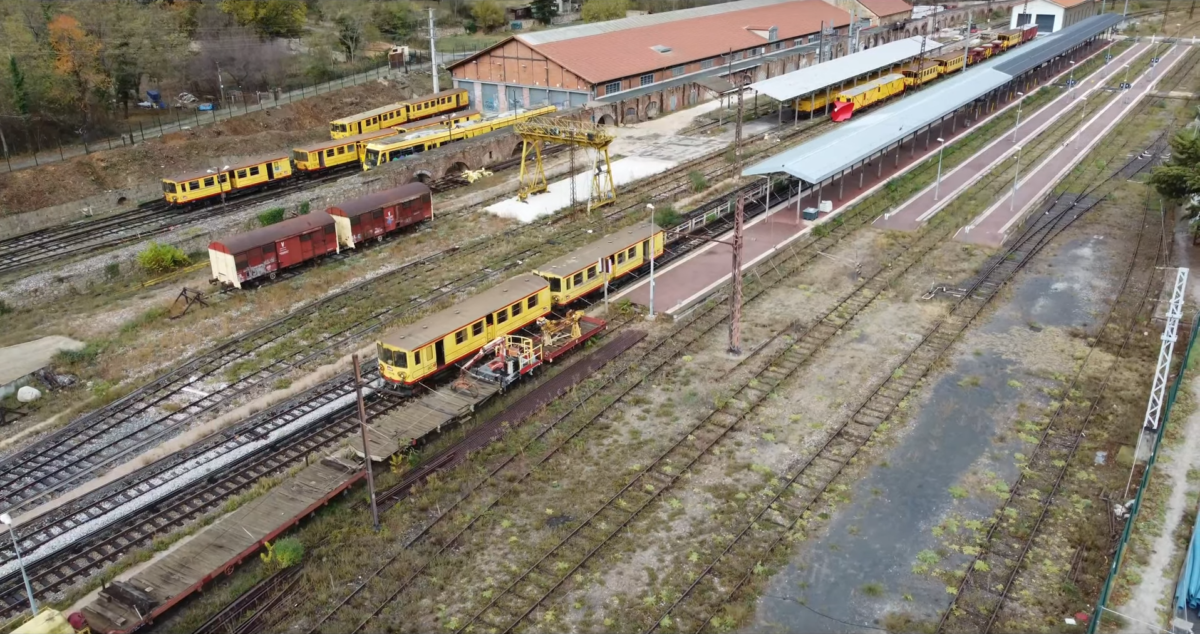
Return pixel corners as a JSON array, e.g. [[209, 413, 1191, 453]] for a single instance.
[[957, 44, 1187, 247], [81, 459, 361, 633], [874, 40, 1149, 233]]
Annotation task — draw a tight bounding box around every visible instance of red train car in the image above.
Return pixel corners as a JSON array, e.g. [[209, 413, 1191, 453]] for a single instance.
[[326, 183, 432, 249], [1021, 24, 1038, 42], [208, 211, 338, 288]]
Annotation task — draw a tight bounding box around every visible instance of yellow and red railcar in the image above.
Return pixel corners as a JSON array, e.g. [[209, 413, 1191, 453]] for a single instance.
[[162, 154, 293, 207]]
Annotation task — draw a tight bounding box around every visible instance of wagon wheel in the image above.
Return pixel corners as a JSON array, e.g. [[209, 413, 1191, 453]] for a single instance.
[[269, 271, 277, 280], [224, 565, 235, 576]]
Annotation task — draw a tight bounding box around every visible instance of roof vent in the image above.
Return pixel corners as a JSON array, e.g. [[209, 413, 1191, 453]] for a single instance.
[[651, 45, 672, 53], [768, 26, 778, 41]]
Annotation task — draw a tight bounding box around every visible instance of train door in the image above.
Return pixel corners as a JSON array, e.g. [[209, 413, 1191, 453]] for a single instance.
[[435, 340, 446, 367], [266, 162, 275, 180], [643, 239, 651, 261]]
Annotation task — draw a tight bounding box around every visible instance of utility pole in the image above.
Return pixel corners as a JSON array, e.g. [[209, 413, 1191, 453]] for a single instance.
[[352, 354, 380, 532], [729, 73, 750, 356], [428, 8, 440, 93], [818, 20, 825, 63], [216, 61, 226, 110], [1191, 0, 1196, 19]]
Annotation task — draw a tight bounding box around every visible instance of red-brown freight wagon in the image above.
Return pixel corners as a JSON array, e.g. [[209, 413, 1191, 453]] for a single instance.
[[326, 183, 432, 249], [208, 211, 338, 288]]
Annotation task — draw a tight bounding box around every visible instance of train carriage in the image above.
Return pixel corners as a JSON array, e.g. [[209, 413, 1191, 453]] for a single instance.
[[292, 130, 396, 173], [208, 212, 338, 288], [392, 109, 481, 134], [533, 224, 665, 306], [831, 73, 906, 121], [901, 60, 940, 87], [326, 183, 432, 249], [329, 89, 469, 139], [162, 154, 293, 207], [377, 273, 552, 389], [933, 51, 966, 76]]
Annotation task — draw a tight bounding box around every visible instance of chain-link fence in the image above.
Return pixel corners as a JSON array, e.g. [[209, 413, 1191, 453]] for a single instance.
[[1088, 313, 1200, 633]]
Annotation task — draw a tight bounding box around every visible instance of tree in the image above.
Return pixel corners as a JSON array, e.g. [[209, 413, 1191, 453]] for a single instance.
[[335, 11, 369, 62], [1149, 130, 1200, 206], [48, 14, 110, 123], [531, 0, 558, 24], [582, 0, 629, 22], [8, 56, 29, 115], [471, 0, 506, 32], [219, 0, 307, 38], [373, 1, 417, 40]]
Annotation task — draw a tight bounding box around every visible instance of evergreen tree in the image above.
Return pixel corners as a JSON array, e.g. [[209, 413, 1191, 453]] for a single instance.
[[8, 56, 29, 116], [532, 0, 559, 24]]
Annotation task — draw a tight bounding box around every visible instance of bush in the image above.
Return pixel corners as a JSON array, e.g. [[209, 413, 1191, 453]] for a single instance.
[[688, 170, 708, 193], [653, 205, 682, 228], [137, 243, 190, 274], [258, 207, 286, 226], [104, 262, 121, 279], [261, 537, 304, 571], [298, 201, 311, 215]]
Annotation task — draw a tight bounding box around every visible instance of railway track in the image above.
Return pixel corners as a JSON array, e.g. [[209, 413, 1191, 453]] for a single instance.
[[933, 48, 1199, 634], [190, 566, 302, 634]]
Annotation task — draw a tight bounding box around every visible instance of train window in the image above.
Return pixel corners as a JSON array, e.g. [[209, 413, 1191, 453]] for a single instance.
[[626, 247, 636, 259], [219, 174, 228, 183], [262, 245, 274, 255], [496, 308, 508, 324], [414, 350, 421, 364], [163, 182, 177, 193], [326, 149, 335, 157], [249, 166, 260, 176], [617, 252, 625, 264], [189, 181, 200, 191], [235, 255, 248, 268], [203, 177, 215, 187], [549, 277, 561, 292], [512, 302, 522, 317], [527, 294, 538, 309], [486, 314, 494, 326], [337, 146, 346, 154], [237, 169, 247, 178], [455, 329, 467, 344], [376, 344, 390, 365], [472, 321, 484, 336], [300, 233, 312, 242], [573, 272, 584, 286], [325, 225, 335, 234], [587, 266, 597, 279], [372, 210, 384, 220]]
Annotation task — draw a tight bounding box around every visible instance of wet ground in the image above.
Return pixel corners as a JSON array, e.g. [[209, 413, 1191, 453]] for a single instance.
[[748, 234, 1122, 633]]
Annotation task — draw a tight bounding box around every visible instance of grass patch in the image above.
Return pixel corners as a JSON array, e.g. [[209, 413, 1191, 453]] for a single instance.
[[258, 207, 286, 226]]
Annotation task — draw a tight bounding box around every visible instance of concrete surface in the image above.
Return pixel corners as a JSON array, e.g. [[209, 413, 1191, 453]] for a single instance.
[[0, 335, 84, 397]]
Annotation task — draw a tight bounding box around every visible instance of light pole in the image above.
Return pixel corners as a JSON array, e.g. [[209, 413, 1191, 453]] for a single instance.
[[1012, 91, 1025, 143], [206, 164, 230, 208], [646, 203, 656, 321], [1077, 97, 1087, 146], [933, 137, 947, 201], [1068, 60, 1077, 96], [1, 513, 37, 616], [1010, 144, 1023, 211], [1123, 63, 1133, 103]]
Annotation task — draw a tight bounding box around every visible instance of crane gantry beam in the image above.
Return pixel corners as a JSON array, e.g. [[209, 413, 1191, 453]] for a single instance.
[[515, 116, 617, 211]]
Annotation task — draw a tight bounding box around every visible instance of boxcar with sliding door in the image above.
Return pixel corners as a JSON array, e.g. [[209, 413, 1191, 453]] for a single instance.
[[326, 183, 432, 249], [208, 212, 338, 288]]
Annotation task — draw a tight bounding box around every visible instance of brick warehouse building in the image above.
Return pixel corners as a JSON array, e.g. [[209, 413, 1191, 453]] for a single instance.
[[447, 0, 915, 124]]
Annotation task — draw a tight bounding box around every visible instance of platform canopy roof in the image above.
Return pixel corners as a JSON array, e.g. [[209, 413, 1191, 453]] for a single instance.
[[749, 36, 944, 102], [743, 13, 1124, 185]]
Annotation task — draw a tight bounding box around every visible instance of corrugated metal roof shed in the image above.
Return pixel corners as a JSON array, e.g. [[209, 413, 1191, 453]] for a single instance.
[[749, 37, 943, 101], [743, 14, 1121, 184]]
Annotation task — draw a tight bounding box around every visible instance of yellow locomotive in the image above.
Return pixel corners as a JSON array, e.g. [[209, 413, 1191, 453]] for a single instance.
[[329, 89, 470, 139]]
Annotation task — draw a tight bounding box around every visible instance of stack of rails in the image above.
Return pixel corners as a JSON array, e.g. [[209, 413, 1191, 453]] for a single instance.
[[207, 183, 433, 288]]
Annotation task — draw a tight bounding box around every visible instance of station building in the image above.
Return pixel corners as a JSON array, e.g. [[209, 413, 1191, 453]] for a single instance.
[[448, 0, 920, 123], [1010, 0, 1100, 34]]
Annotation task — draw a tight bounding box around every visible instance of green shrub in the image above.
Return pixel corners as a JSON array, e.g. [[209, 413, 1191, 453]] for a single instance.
[[298, 201, 311, 215], [688, 170, 708, 193], [261, 537, 304, 570], [104, 262, 121, 279], [653, 205, 682, 228], [258, 207, 286, 226], [137, 242, 190, 274], [55, 341, 104, 367]]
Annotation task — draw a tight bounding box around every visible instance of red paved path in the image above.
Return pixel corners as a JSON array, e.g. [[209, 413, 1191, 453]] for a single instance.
[[874, 41, 1149, 232], [615, 39, 1116, 316], [956, 44, 1186, 247]]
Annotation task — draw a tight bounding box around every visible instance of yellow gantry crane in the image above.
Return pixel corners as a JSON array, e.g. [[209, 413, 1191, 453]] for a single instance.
[[515, 116, 616, 211]]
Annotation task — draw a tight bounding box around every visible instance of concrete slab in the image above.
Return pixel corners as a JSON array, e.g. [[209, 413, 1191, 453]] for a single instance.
[[487, 156, 677, 223], [0, 335, 84, 395]]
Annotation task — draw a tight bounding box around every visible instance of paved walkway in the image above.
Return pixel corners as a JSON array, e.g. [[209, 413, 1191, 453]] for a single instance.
[[875, 41, 1150, 233], [957, 44, 1186, 247]]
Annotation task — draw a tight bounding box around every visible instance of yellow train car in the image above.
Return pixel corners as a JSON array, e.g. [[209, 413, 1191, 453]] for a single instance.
[[533, 224, 666, 306], [162, 154, 293, 207], [377, 273, 552, 388], [901, 61, 940, 87], [998, 29, 1023, 50], [362, 105, 557, 170], [393, 109, 482, 134], [833, 73, 906, 111], [292, 130, 396, 173], [329, 88, 470, 139], [933, 51, 966, 75]]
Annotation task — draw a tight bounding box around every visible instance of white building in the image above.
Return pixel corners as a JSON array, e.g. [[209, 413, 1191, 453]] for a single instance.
[[1010, 0, 1099, 34]]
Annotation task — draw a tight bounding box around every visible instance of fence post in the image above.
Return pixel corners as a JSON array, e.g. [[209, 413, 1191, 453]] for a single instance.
[[195, 109, 200, 128], [128, 122, 135, 145], [57, 137, 64, 161], [32, 128, 40, 165], [139, 121, 146, 142], [80, 131, 88, 155]]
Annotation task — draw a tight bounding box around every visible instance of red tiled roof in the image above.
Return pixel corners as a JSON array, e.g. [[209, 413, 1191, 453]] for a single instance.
[[857, 0, 913, 17], [524, 0, 851, 84], [1047, 0, 1090, 7]]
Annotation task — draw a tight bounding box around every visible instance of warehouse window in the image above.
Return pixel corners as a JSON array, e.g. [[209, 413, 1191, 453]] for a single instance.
[[497, 308, 509, 324], [671, 65, 685, 77], [203, 177, 214, 187], [512, 302, 523, 317], [700, 59, 715, 70], [455, 329, 467, 344], [640, 73, 654, 86], [472, 321, 484, 336], [573, 272, 584, 286], [527, 294, 538, 309], [587, 265, 597, 279], [774, 41, 784, 51], [249, 166, 260, 176], [604, 81, 621, 95]]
